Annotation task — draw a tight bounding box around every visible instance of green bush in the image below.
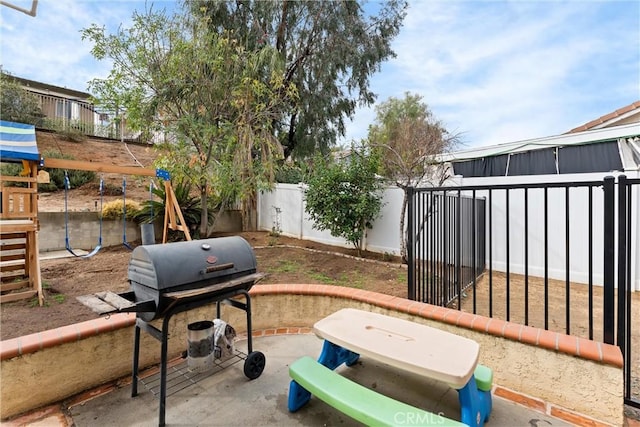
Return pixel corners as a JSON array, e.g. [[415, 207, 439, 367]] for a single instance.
[[0, 162, 27, 187], [101, 199, 141, 220], [0, 73, 44, 125], [1, 154, 95, 192], [133, 180, 213, 240], [276, 162, 307, 184], [41, 118, 87, 143], [304, 144, 384, 255]]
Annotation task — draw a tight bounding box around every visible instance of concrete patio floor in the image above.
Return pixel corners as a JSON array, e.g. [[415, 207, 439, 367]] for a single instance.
[[17, 333, 575, 427]]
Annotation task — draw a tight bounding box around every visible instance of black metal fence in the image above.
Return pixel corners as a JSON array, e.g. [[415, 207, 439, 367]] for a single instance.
[[407, 176, 638, 408], [612, 175, 639, 408], [406, 189, 486, 307]]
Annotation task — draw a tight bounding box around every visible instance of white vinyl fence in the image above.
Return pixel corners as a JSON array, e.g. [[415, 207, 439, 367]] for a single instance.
[[257, 173, 640, 292], [257, 183, 404, 256]]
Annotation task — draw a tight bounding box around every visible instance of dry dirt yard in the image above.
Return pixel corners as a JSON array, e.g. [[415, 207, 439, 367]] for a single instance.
[[35, 130, 158, 212], [0, 232, 407, 341]]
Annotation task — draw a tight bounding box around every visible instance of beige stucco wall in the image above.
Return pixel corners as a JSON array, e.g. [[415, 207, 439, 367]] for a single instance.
[[0, 304, 217, 419], [1, 293, 623, 425]]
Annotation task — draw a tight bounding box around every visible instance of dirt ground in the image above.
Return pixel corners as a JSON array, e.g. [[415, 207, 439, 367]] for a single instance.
[[35, 130, 159, 212], [0, 231, 407, 341], [0, 133, 408, 339]]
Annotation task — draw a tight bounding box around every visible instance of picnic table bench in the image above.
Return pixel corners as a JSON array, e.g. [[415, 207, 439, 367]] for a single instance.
[[288, 308, 493, 426]]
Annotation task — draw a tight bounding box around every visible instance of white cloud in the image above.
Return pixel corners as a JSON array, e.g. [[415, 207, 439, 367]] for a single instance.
[[1, 0, 637, 150], [344, 0, 640, 148]]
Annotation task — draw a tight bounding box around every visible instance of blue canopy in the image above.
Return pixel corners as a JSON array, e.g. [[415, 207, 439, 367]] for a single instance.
[[0, 120, 39, 162]]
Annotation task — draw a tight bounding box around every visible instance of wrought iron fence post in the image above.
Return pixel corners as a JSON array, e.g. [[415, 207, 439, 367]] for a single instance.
[[603, 176, 615, 344], [616, 175, 627, 349], [406, 186, 415, 300]]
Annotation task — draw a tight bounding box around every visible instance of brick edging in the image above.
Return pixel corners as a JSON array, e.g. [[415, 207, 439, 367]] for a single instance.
[[250, 284, 623, 367], [0, 284, 623, 368]]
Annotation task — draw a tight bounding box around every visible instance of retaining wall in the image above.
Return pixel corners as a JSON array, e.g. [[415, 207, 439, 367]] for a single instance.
[[37, 211, 242, 252], [0, 285, 624, 425]]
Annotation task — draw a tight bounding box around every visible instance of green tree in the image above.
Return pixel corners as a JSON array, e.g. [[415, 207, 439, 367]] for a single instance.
[[82, 7, 296, 234], [304, 143, 383, 255], [0, 73, 43, 125], [367, 92, 459, 262], [191, 0, 408, 159]]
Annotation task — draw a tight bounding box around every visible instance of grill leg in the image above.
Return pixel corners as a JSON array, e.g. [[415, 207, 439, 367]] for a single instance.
[[158, 314, 171, 427], [244, 291, 253, 353], [131, 323, 141, 397], [217, 290, 253, 353]]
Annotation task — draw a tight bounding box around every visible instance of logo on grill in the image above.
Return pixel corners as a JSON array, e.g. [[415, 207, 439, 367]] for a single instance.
[[206, 256, 218, 264]]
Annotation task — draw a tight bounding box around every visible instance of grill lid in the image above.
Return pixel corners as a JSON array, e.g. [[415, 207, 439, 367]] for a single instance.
[[128, 236, 257, 291]]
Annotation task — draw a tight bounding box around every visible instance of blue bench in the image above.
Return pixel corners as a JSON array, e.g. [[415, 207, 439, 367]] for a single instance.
[[289, 356, 466, 426]]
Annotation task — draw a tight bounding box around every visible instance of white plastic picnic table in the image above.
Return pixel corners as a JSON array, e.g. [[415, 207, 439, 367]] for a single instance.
[[313, 308, 480, 388], [306, 308, 492, 426]]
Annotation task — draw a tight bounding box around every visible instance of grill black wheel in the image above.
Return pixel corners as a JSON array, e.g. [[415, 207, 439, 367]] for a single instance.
[[244, 351, 266, 380]]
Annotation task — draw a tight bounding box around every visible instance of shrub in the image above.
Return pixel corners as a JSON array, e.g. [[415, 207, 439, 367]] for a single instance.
[[56, 127, 87, 143], [101, 199, 141, 220], [304, 143, 384, 255], [41, 118, 87, 143], [0, 162, 27, 187], [102, 182, 122, 196], [276, 162, 307, 184], [0, 73, 44, 125], [2, 151, 96, 192]]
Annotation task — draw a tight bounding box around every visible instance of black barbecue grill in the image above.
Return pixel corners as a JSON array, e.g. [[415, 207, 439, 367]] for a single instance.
[[123, 236, 262, 320], [78, 236, 266, 427]]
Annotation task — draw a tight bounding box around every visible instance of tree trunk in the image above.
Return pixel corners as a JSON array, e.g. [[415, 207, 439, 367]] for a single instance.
[[200, 182, 208, 237]]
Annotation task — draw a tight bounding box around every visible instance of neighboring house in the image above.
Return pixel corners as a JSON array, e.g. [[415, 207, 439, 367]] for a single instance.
[[2, 72, 106, 137], [0, 72, 160, 142], [438, 102, 640, 178], [565, 100, 640, 133]]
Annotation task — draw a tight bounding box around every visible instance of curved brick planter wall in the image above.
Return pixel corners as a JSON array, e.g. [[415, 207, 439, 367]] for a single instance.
[[0, 284, 623, 425]]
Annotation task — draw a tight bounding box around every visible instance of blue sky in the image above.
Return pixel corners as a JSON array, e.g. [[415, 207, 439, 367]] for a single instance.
[[0, 0, 638, 149]]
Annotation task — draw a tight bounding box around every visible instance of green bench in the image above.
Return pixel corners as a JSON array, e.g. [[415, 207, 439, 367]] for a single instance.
[[288, 356, 466, 426]]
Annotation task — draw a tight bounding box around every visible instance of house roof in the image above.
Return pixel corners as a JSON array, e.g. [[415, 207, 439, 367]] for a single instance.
[[2, 72, 92, 101], [0, 120, 39, 162], [565, 101, 640, 134]]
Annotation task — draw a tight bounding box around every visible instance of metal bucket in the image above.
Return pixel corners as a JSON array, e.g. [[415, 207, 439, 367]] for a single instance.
[[187, 320, 215, 372], [141, 223, 155, 245]]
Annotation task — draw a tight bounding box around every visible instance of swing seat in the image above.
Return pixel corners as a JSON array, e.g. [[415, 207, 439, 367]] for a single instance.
[[64, 173, 103, 259], [65, 243, 102, 258]]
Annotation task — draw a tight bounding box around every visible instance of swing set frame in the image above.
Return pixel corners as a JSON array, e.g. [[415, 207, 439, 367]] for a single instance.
[[43, 157, 192, 245], [0, 155, 190, 306]]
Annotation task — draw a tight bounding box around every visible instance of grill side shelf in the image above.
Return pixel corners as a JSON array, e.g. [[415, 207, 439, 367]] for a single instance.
[[76, 291, 156, 315]]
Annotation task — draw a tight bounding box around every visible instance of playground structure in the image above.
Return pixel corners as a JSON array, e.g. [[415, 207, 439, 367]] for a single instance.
[[0, 120, 190, 305]]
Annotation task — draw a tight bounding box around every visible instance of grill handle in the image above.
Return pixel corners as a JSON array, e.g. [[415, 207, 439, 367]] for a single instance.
[[202, 262, 234, 275]]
